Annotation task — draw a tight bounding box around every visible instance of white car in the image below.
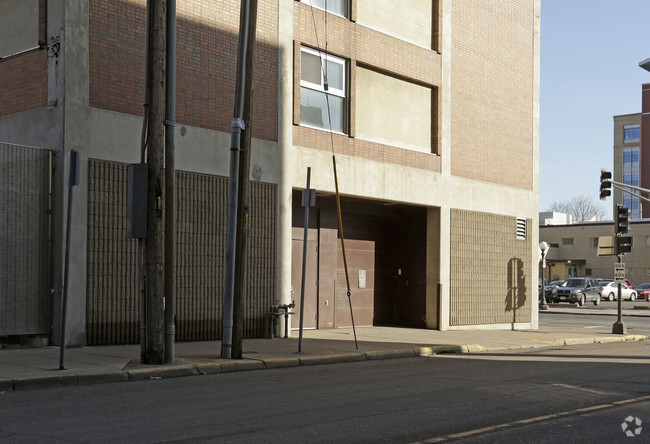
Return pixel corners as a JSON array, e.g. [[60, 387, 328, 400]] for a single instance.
[[600, 282, 637, 301]]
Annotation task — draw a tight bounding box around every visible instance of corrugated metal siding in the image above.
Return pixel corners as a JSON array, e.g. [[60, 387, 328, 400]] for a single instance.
[[87, 159, 277, 344], [0, 143, 52, 335], [450, 209, 532, 326]]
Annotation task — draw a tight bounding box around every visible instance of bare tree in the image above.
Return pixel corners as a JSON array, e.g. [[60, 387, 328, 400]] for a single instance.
[[547, 195, 607, 222]]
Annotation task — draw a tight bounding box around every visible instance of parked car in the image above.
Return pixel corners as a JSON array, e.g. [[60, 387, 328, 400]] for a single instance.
[[635, 283, 650, 300], [551, 277, 601, 306], [541, 280, 565, 301], [600, 281, 637, 301]]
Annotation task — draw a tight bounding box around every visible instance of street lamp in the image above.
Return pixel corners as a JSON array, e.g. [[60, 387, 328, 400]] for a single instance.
[[539, 241, 549, 310]]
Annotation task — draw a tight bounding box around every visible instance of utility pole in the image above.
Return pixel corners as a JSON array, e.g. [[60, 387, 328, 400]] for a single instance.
[[232, 0, 258, 360], [163, 0, 177, 364], [222, 0, 257, 359], [145, 0, 167, 364]]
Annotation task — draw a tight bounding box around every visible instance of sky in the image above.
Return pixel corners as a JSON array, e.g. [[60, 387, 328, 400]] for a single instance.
[[540, 0, 650, 219]]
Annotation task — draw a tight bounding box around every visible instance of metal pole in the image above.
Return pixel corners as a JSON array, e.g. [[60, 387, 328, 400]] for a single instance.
[[222, 0, 254, 359], [232, 0, 258, 360], [163, 0, 176, 364], [59, 150, 80, 370], [612, 254, 626, 334], [298, 168, 311, 354]]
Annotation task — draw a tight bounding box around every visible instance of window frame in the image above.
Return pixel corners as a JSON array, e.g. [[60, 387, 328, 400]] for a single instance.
[[299, 46, 348, 134], [300, 0, 350, 19], [623, 124, 640, 143]]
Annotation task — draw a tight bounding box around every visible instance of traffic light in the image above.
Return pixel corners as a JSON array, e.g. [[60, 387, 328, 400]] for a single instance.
[[616, 235, 632, 255], [600, 169, 612, 200], [615, 204, 630, 235]]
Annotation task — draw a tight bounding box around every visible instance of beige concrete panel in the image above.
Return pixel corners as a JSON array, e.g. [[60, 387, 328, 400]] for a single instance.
[[355, 67, 432, 153], [290, 146, 538, 217], [0, 0, 39, 56], [356, 0, 432, 49]]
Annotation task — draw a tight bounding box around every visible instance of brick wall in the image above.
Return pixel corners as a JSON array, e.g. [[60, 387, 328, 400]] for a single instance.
[[0, 0, 47, 117], [89, 0, 278, 141], [642, 84, 650, 217], [450, 0, 534, 189]]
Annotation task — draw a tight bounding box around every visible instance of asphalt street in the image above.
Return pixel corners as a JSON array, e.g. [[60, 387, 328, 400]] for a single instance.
[[1, 340, 650, 443]]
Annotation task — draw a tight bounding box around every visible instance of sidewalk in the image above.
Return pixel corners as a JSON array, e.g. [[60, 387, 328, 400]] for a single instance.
[[1, 310, 647, 392]]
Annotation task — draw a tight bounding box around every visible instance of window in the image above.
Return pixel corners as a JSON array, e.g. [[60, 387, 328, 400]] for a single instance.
[[646, 236, 650, 248], [561, 238, 574, 245], [300, 0, 349, 18], [586, 268, 592, 276], [589, 237, 598, 248], [623, 147, 641, 219], [300, 47, 347, 133], [623, 124, 640, 143]]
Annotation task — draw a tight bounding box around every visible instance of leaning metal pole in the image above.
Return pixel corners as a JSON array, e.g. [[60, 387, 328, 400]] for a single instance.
[[222, 0, 254, 359], [297, 168, 312, 354]]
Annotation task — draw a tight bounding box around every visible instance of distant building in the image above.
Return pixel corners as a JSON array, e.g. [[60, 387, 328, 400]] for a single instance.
[[613, 113, 642, 218], [540, 211, 574, 226], [540, 218, 650, 285]]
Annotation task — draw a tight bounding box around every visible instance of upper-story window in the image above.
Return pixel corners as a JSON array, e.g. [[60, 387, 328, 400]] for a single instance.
[[623, 146, 641, 218], [623, 124, 640, 143], [300, 46, 348, 133], [300, 0, 349, 18], [561, 238, 574, 246]]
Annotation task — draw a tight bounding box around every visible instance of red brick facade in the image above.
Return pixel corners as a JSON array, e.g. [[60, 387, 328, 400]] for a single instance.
[[642, 84, 650, 218], [89, 0, 278, 142], [0, 0, 47, 117]]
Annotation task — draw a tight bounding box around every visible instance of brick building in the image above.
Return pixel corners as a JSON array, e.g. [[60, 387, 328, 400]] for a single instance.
[[0, 0, 541, 346]]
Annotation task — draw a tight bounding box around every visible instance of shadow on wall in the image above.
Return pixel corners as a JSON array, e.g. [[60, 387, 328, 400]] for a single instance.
[[505, 257, 527, 326]]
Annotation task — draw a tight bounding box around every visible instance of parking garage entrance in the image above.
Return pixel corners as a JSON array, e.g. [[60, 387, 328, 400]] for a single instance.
[[291, 192, 427, 330]]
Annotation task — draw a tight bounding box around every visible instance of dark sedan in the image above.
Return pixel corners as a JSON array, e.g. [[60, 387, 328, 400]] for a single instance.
[[551, 277, 601, 306]]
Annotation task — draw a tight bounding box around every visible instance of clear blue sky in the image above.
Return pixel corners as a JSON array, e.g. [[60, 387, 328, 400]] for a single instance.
[[540, 1, 650, 219]]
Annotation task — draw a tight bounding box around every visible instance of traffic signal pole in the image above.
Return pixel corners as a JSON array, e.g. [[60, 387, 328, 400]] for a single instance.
[[612, 253, 626, 334], [612, 204, 630, 335]]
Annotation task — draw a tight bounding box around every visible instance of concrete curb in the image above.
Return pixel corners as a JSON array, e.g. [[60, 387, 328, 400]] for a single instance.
[[127, 363, 199, 381], [3, 335, 647, 392]]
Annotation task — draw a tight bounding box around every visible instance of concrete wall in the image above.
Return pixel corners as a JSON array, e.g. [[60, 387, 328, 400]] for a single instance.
[[355, 67, 432, 153], [355, 0, 433, 49]]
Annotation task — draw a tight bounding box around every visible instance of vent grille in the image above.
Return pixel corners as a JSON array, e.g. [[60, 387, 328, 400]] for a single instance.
[[516, 217, 527, 240]]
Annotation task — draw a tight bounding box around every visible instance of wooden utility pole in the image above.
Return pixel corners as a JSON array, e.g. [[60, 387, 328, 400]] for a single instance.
[[145, 0, 167, 364], [232, 0, 258, 360]]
